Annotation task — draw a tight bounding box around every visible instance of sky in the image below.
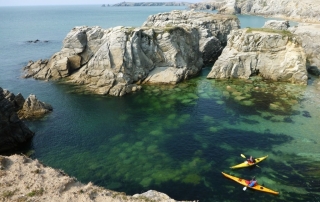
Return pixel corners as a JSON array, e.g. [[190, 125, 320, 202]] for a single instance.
[[0, 0, 202, 7]]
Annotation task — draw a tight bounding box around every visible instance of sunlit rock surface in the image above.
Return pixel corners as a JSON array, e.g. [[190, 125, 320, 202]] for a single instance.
[[190, 0, 320, 23], [289, 23, 320, 76], [23, 10, 239, 96], [207, 28, 307, 84]]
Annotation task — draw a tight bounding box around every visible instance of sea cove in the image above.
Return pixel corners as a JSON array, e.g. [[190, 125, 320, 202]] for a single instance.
[[1, 5, 320, 202]]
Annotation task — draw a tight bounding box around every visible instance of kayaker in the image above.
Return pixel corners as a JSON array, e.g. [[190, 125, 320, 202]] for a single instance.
[[248, 177, 257, 187], [247, 156, 255, 164]]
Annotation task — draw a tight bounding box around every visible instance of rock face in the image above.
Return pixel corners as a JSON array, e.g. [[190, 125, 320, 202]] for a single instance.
[[23, 10, 239, 96], [113, 2, 192, 6], [263, 20, 290, 30], [190, 0, 320, 23], [0, 88, 34, 152], [0, 154, 193, 202], [17, 94, 53, 120], [142, 10, 240, 64], [207, 28, 307, 84], [289, 23, 320, 76]]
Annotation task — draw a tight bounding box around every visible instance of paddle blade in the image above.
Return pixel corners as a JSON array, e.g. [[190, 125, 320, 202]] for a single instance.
[[241, 154, 246, 159], [243, 186, 247, 191]]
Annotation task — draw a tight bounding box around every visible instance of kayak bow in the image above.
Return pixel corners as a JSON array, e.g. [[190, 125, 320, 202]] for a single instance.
[[221, 172, 279, 195], [230, 155, 268, 169]]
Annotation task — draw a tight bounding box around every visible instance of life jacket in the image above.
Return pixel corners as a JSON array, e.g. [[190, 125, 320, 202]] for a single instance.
[[248, 180, 257, 187]]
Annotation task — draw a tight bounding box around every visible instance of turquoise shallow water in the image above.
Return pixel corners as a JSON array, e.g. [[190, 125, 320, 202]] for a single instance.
[[1, 5, 320, 202]]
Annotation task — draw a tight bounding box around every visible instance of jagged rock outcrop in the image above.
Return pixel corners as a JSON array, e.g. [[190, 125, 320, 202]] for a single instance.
[[17, 94, 53, 120], [263, 20, 290, 30], [23, 10, 239, 96], [0, 88, 34, 152], [189, 1, 226, 11], [289, 23, 320, 76], [142, 10, 240, 64], [0, 154, 194, 202], [113, 2, 192, 6], [190, 0, 320, 23], [207, 28, 307, 84]]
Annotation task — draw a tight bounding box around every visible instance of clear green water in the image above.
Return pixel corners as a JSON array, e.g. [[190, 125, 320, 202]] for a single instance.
[[1, 5, 320, 202]]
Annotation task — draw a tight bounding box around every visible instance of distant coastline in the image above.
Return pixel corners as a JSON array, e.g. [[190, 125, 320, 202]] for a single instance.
[[112, 1, 192, 6]]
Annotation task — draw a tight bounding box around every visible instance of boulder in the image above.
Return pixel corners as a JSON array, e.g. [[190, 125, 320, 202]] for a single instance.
[[207, 28, 307, 84], [263, 20, 290, 30], [17, 94, 53, 120]]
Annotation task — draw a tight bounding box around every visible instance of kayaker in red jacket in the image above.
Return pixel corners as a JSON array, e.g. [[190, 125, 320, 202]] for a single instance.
[[247, 156, 256, 164], [248, 177, 257, 187]]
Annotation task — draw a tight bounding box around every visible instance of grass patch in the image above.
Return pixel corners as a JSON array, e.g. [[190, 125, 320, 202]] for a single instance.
[[2, 189, 17, 198], [27, 188, 44, 197], [246, 27, 293, 37], [31, 169, 41, 174]]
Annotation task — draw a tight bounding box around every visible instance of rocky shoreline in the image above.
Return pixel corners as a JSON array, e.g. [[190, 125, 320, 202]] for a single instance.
[[23, 10, 239, 96], [189, 0, 320, 23], [113, 2, 192, 6], [0, 87, 52, 153], [0, 154, 194, 202], [2, 2, 320, 201]]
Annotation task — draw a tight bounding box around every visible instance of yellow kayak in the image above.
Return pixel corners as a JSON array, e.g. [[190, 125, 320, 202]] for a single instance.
[[222, 172, 279, 195], [230, 155, 268, 169]]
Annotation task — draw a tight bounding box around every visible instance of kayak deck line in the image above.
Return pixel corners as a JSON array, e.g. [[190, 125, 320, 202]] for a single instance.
[[221, 172, 279, 195], [230, 155, 268, 169]]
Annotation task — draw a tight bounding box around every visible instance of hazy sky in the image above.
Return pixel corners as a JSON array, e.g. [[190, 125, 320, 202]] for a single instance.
[[0, 0, 202, 6]]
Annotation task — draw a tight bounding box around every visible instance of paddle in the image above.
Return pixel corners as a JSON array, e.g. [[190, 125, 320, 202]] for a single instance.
[[240, 154, 260, 168]]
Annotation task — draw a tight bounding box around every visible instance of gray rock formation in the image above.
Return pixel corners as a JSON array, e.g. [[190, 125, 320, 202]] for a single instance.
[[289, 24, 320, 76], [113, 2, 192, 6], [17, 94, 53, 120], [0, 88, 34, 152], [207, 28, 308, 84], [23, 10, 239, 96], [189, 1, 226, 11], [190, 0, 320, 23], [263, 20, 290, 30], [142, 10, 240, 64]]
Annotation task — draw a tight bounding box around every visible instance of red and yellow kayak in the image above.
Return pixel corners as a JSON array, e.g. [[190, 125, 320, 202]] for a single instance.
[[222, 172, 279, 195], [230, 155, 268, 169]]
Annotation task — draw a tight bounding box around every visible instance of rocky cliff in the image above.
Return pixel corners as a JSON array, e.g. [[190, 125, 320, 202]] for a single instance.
[[0, 88, 53, 152], [190, 0, 320, 23], [0, 88, 34, 152], [113, 2, 192, 6], [289, 23, 320, 76], [207, 28, 308, 84], [23, 10, 239, 96], [0, 154, 193, 202]]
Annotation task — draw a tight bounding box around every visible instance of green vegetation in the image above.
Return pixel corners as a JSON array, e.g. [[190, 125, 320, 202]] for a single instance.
[[2, 189, 16, 198], [31, 169, 41, 174], [245, 27, 293, 37], [27, 188, 44, 197]]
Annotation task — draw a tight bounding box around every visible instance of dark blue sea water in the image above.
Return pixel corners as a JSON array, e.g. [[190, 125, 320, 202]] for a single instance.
[[1, 5, 320, 202]]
